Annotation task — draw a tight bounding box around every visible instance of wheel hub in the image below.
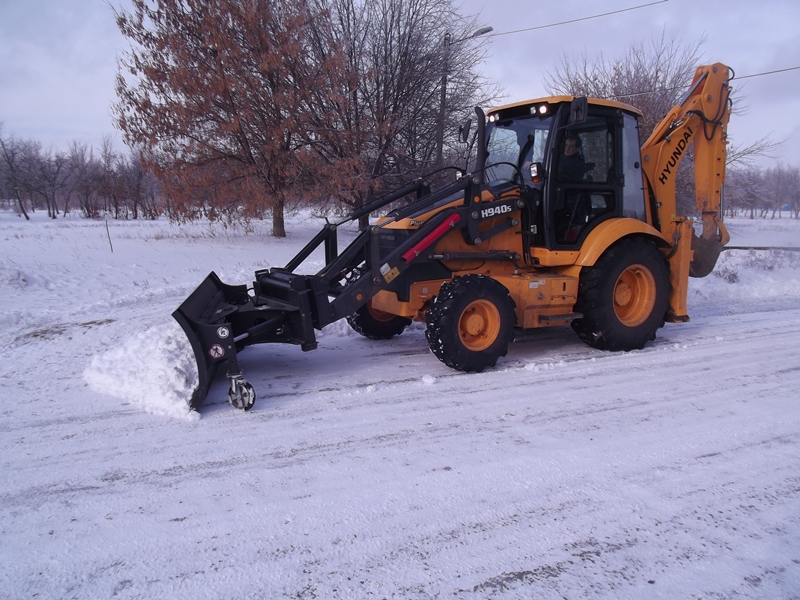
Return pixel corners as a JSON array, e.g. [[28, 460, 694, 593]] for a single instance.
[[614, 281, 632, 307], [464, 310, 486, 336], [613, 264, 656, 327], [458, 300, 501, 352]]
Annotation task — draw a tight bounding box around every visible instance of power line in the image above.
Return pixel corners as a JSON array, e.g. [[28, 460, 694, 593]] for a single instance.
[[608, 66, 800, 101], [489, 0, 669, 38], [736, 65, 800, 80]]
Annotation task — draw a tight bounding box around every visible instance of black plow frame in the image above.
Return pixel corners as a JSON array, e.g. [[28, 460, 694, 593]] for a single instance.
[[174, 172, 484, 408]]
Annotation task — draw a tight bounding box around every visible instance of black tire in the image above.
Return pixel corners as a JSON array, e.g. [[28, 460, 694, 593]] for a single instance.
[[347, 301, 412, 340], [572, 237, 669, 351], [425, 275, 517, 372]]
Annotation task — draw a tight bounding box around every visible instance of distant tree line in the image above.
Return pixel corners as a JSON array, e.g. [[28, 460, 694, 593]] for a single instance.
[[3, 133, 796, 226], [3, 13, 797, 224], [0, 128, 164, 221], [726, 164, 800, 219]]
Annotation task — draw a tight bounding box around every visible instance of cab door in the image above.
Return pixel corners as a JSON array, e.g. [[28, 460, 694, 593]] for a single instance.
[[545, 106, 624, 250]]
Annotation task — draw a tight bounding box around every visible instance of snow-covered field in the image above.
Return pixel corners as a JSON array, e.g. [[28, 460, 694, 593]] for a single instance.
[[1, 209, 799, 599]]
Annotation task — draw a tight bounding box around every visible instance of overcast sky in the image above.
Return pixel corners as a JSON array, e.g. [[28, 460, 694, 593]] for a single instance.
[[1, 0, 798, 167]]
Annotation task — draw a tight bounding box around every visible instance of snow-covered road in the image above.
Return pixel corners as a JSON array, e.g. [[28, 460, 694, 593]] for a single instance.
[[1, 212, 799, 598]]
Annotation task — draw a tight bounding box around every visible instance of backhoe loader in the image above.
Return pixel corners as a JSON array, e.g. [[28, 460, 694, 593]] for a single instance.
[[174, 63, 732, 410]]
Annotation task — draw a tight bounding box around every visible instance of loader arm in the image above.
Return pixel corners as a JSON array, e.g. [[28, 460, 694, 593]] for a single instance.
[[640, 63, 733, 281], [173, 169, 517, 409]]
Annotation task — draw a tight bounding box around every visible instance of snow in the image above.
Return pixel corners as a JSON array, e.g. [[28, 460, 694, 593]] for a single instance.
[[1, 209, 799, 598]]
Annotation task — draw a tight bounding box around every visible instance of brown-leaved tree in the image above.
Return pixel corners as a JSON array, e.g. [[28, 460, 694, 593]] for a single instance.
[[114, 0, 494, 233], [114, 0, 346, 236]]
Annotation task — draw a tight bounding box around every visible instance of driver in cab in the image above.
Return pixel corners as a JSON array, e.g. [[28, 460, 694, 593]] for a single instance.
[[558, 134, 586, 182]]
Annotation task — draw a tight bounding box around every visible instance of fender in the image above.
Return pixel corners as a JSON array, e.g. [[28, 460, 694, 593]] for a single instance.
[[574, 218, 670, 267]]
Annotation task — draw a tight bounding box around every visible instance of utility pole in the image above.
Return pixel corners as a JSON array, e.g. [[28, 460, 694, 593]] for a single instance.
[[436, 27, 493, 166], [436, 33, 452, 167]]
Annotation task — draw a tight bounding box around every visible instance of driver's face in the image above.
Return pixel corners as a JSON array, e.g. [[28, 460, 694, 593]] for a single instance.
[[564, 139, 580, 156]]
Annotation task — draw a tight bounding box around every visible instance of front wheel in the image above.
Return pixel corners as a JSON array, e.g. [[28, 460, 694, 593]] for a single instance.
[[425, 275, 517, 372], [572, 237, 669, 351]]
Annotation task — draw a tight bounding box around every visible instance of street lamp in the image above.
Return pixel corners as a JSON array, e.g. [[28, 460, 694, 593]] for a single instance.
[[436, 26, 493, 165]]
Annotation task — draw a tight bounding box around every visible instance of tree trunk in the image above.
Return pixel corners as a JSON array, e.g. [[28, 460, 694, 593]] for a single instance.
[[16, 190, 29, 220], [272, 197, 286, 237]]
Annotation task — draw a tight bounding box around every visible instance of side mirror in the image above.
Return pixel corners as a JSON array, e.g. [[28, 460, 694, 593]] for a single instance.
[[529, 162, 545, 183], [569, 97, 588, 125], [459, 118, 472, 143]]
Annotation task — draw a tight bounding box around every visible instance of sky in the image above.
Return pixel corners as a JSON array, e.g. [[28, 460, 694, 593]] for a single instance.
[[1, 0, 798, 167]]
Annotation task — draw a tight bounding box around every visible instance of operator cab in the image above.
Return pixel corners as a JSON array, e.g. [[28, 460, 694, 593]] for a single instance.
[[484, 97, 647, 260]]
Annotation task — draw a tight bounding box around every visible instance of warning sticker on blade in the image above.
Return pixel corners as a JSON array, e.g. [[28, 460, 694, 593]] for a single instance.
[[384, 267, 401, 283]]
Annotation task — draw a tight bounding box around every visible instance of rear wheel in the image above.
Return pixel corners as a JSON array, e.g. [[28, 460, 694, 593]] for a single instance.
[[572, 237, 669, 351], [347, 301, 412, 340], [425, 275, 516, 371]]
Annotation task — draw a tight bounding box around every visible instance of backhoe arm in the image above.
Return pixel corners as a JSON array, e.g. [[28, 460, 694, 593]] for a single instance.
[[641, 64, 732, 275]]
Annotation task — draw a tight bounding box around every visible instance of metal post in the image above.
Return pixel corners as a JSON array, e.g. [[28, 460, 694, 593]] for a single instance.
[[436, 33, 451, 166], [435, 27, 493, 167]]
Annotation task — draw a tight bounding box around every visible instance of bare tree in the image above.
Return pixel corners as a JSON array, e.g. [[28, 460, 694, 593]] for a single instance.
[[319, 0, 496, 228], [0, 126, 30, 219], [3, 123, 167, 221], [545, 31, 703, 137], [97, 137, 124, 219], [725, 167, 767, 218], [726, 136, 781, 171], [68, 142, 103, 218], [785, 166, 800, 219], [760, 164, 800, 219], [545, 33, 706, 215], [34, 147, 72, 219], [544, 32, 783, 218], [118, 150, 163, 219]]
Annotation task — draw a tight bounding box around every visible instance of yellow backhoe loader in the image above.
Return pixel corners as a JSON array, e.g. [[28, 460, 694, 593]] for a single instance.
[[175, 63, 732, 410]]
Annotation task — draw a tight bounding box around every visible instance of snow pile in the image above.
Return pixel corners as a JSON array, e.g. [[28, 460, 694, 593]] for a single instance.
[[84, 320, 200, 420], [689, 248, 800, 303], [317, 317, 357, 338], [0, 260, 54, 291]]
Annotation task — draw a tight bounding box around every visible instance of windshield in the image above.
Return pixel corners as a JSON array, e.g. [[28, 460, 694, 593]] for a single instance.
[[484, 115, 553, 186]]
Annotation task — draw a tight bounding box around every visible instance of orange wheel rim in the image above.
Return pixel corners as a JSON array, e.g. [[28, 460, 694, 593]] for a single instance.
[[459, 299, 501, 351], [367, 302, 398, 323], [613, 264, 656, 327]]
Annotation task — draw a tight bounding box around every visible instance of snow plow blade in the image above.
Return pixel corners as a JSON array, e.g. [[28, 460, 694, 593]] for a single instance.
[[173, 272, 251, 408], [173, 271, 319, 408]]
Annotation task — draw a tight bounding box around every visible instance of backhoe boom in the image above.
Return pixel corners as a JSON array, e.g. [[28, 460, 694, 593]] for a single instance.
[[641, 63, 733, 281]]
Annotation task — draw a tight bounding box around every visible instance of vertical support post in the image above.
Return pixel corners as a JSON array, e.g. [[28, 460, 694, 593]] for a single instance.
[[436, 33, 451, 166]]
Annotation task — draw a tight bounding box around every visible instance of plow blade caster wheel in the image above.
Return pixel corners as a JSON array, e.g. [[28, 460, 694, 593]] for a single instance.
[[228, 378, 256, 411]]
